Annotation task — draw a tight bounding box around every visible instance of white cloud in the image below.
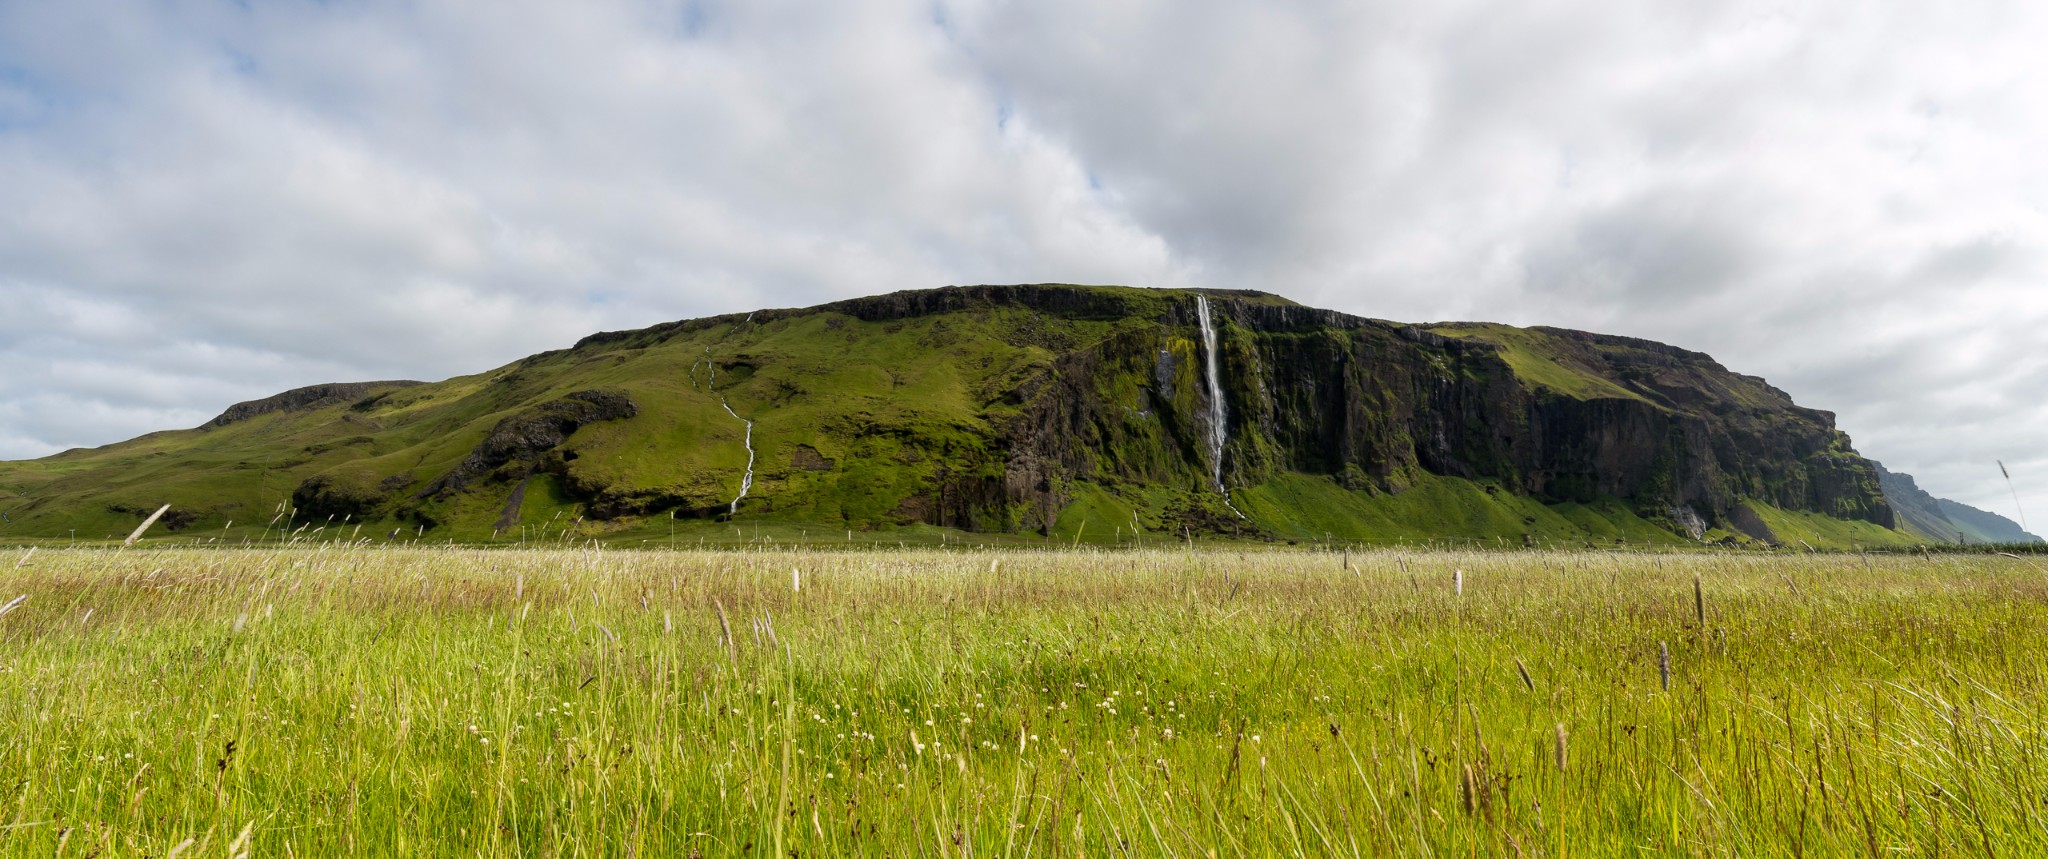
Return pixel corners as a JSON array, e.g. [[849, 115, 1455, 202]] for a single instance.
[[0, 0, 2042, 521], [946, 0, 2048, 516]]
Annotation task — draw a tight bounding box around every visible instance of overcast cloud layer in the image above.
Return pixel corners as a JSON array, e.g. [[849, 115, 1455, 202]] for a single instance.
[[1, 0, 2042, 523]]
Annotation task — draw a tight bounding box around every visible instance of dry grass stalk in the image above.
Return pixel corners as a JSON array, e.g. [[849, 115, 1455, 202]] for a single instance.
[[1515, 658, 1535, 693], [0, 593, 24, 618], [2000, 459, 2030, 534], [14, 546, 32, 567], [1993, 551, 2047, 571], [1555, 723, 1568, 772], [714, 598, 736, 660], [124, 504, 171, 547], [1779, 571, 1804, 597], [1693, 574, 1706, 630], [227, 821, 255, 859]]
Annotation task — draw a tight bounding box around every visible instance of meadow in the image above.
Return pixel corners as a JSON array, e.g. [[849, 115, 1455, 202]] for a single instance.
[[2, 544, 2046, 856]]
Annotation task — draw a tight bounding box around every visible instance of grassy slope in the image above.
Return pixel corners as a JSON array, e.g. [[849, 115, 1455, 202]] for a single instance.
[[0, 286, 1925, 547], [1728, 499, 1922, 549], [0, 301, 1120, 543], [1428, 322, 1790, 410], [1427, 323, 1649, 402], [1232, 471, 1690, 547], [6, 547, 2048, 855], [1890, 496, 1964, 543]]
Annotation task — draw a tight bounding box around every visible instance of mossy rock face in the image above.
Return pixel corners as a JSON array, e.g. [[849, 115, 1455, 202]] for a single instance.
[[290, 469, 390, 522], [0, 285, 1906, 546], [417, 389, 638, 500]]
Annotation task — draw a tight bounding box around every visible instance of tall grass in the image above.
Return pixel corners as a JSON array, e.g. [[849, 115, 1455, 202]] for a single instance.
[[1, 546, 2045, 855]]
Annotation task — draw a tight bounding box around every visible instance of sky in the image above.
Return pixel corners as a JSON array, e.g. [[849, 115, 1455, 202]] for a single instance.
[[0, 0, 2042, 525]]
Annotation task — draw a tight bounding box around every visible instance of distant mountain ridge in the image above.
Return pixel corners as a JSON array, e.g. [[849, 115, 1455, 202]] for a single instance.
[[1875, 463, 2042, 544], [0, 284, 1951, 547]]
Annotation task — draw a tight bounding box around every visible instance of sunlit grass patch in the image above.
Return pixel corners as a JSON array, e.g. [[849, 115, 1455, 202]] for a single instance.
[[0, 546, 2044, 855]]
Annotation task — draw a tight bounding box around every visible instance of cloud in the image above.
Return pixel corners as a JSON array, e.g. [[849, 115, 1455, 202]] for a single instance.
[[0, 0, 2043, 520], [946, 0, 2048, 515]]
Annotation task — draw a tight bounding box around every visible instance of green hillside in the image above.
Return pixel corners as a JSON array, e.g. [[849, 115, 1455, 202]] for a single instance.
[[0, 284, 1922, 547]]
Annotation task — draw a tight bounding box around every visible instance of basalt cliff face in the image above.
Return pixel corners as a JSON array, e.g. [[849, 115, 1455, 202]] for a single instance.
[[835, 286, 1894, 539], [0, 285, 1909, 545]]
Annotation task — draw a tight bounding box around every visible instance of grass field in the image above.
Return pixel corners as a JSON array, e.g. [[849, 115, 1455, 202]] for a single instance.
[[3, 545, 2047, 856]]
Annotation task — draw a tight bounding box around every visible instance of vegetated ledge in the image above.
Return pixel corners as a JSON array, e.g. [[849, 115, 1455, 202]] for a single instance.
[[201, 381, 425, 429], [566, 284, 1297, 352]]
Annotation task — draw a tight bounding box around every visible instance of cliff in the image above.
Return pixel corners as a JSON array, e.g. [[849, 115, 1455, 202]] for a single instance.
[[0, 284, 1916, 546]]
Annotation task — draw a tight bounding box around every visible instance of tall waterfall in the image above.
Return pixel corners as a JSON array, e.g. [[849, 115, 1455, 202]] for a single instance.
[[1195, 295, 1244, 518]]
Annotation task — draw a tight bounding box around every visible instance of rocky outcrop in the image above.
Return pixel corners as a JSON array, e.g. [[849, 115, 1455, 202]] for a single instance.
[[817, 284, 1255, 323], [203, 381, 422, 429], [292, 472, 390, 522], [415, 390, 637, 499]]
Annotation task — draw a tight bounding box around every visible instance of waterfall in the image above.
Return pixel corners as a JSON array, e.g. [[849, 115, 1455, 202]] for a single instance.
[[1195, 295, 1244, 518], [689, 346, 713, 391], [721, 398, 755, 515], [698, 341, 757, 516]]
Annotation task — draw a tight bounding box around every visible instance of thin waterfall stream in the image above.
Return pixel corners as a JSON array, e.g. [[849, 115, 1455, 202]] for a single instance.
[[697, 341, 757, 516], [721, 398, 755, 515], [1195, 295, 1245, 518]]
